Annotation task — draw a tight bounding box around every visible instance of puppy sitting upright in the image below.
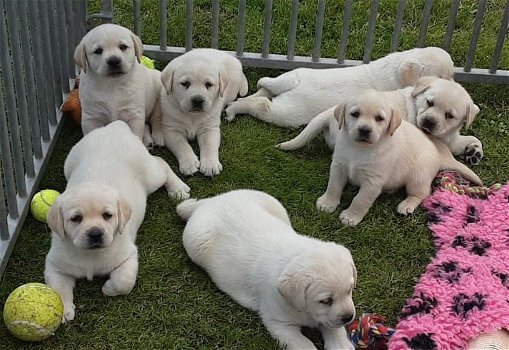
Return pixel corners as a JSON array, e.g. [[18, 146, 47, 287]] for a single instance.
[[45, 121, 190, 322], [177, 190, 356, 350], [75, 24, 164, 146], [160, 48, 248, 177], [316, 90, 482, 227]]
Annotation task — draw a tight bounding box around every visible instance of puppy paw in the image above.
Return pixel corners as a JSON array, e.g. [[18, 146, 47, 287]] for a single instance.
[[102, 278, 134, 297], [168, 183, 191, 200], [462, 142, 483, 165], [179, 157, 200, 176], [397, 200, 417, 215], [316, 194, 340, 213], [62, 303, 75, 323], [339, 209, 363, 227], [224, 103, 237, 122], [151, 129, 165, 147], [200, 159, 223, 177]]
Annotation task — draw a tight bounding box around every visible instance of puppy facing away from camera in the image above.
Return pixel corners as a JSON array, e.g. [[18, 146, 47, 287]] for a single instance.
[[315, 90, 482, 227], [177, 189, 357, 350], [278, 76, 483, 165], [44, 121, 190, 322], [225, 47, 454, 128], [160, 48, 248, 177], [75, 23, 164, 147]]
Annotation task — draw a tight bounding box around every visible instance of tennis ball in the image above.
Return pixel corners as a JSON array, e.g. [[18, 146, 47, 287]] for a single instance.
[[3, 283, 63, 342], [140, 55, 155, 69], [30, 190, 60, 223]]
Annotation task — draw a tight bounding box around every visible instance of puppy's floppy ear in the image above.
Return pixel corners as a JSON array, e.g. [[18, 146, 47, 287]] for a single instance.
[[333, 104, 346, 129], [465, 102, 480, 129], [117, 197, 132, 234], [130, 32, 143, 63], [398, 59, 424, 87], [218, 72, 227, 97], [411, 76, 436, 98], [161, 66, 174, 95], [74, 40, 88, 73], [277, 260, 311, 312], [47, 199, 65, 238], [388, 106, 403, 136]]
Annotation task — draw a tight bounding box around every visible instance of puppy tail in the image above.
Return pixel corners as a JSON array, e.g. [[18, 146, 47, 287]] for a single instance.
[[239, 75, 249, 97], [176, 198, 202, 221], [434, 138, 483, 186], [277, 109, 336, 151], [257, 75, 299, 96]]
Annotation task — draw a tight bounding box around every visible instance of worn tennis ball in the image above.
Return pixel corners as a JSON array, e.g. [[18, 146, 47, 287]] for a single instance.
[[140, 55, 155, 69], [30, 190, 60, 223], [3, 283, 63, 342]]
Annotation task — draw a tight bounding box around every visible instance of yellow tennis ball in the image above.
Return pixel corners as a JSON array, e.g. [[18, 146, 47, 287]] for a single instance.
[[30, 190, 60, 223], [3, 283, 63, 342], [140, 55, 155, 69]]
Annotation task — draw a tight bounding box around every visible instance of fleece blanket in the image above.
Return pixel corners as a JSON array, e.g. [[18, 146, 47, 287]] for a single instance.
[[388, 175, 509, 350]]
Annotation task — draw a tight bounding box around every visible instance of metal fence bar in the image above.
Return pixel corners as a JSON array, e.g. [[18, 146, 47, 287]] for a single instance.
[[0, 0, 26, 200], [363, 0, 379, 63], [337, 0, 353, 63], [417, 0, 433, 47], [55, 0, 71, 92], [261, 0, 273, 58], [134, 0, 141, 35], [63, 0, 76, 78], [490, 1, 509, 74], [286, 0, 299, 60], [0, 171, 7, 240], [160, 0, 168, 50], [77, 0, 87, 50], [185, 0, 193, 51], [211, 0, 219, 49], [18, 0, 42, 160], [390, 0, 406, 52], [236, 0, 246, 56], [444, 0, 460, 52], [464, 0, 487, 72], [312, 0, 326, 62], [28, 1, 51, 142], [46, 0, 65, 106], [5, 0, 35, 179]]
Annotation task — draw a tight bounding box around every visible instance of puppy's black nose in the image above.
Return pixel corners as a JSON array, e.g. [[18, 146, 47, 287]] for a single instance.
[[421, 118, 436, 132], [87, 227, 103, 243], [107, 56, 121, 67], [191, 96, 204, 110], [358, 126, 371, 136], [341, 314, 354, 324]]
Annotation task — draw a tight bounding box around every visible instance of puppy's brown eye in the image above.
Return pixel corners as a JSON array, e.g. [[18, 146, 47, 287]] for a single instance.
[[70, 215, 82, 223], [375, 115, 384, 122], [93, 47, 103, 55], [445, 112, 454, 120], [119, 44, 128, 51], [351, 111, 360, 118], [102, 212, 113, 220], [205, 82, 213, 89], [319, 297, 333, 306], [181, 81, 190, 89], [427, 100, 434, 108]]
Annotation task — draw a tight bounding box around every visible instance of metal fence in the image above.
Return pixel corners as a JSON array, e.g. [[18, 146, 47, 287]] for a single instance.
[[0, 0, 508, 275], [0, 0, 87, 274]]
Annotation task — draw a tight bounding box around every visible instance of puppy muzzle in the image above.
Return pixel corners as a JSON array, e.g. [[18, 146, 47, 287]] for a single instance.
[[86, 227, 104, 249], [106, 56, 125, 76], [190, 96, 205, 112], [419, 116, 437, 135]]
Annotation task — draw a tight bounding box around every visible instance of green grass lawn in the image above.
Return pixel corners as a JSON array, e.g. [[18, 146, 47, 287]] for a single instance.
[[1, 1, 508, 349]]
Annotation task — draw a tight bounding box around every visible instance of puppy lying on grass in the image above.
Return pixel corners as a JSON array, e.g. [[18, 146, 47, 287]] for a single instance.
[[177, 190, 356, 350], [278, 77, 483, 165], [45, 121, 189, 322], [313, 90, 482, 227], [225, 47, 453, 128]]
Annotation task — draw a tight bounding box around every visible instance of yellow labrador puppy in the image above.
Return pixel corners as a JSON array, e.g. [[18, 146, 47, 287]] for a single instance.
[[45, 121, 190, 322], [316, 90, 482, 227], [177, 190, 356, 350], [225, 47, 453, 128], [160, 49, 248, 177], [75, 24, 164, 147], [278, 77, 482, 165]]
